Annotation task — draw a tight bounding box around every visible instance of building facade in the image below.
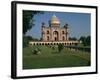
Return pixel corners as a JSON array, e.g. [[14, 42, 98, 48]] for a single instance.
[[29, 14, 79, 46], [42, 15, 69, 41]]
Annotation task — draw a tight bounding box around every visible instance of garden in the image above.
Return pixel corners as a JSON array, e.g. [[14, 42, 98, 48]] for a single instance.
[[23, 45, 90, 69]]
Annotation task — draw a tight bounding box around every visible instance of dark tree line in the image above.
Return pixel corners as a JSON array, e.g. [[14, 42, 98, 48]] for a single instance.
[[69, 37, 77, 41], [23, 36, 33, 47], [69, 36, 91, 46], [23, 36, 39, 47], [79, 36, 91, 46]]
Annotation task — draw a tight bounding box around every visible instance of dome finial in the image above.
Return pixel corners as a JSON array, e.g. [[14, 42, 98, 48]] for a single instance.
[[52, 14, 56, 17]]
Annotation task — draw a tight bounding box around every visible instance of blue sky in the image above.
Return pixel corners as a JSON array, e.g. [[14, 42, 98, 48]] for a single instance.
[[26, 11, 91, 39]]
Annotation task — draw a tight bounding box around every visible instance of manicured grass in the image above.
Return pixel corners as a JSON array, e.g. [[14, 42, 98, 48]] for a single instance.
[[23, 45, 90, 69]]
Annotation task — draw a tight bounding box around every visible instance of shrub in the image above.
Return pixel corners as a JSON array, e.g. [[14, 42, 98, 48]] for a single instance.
[[32, 48, 38, 55], [32, 48, 42, 55], [58, 44, 64, 53], [52, 46, 55, 50]]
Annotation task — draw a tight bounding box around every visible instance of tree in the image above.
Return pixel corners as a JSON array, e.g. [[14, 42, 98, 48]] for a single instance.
[[79, 36, 91, 46], [58, 44, 64, 53], [86, 36, 91, 46], [23, 10, 43, 35], [23, 36, 33, 47], [79, 36, 86, 46], [23, 11, 43, 47], [32, 38, 39, 41], [69, 37, 77, 40]]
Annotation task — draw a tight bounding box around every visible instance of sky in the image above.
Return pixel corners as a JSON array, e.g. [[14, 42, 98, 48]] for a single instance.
[[26, 11, 91, 39]]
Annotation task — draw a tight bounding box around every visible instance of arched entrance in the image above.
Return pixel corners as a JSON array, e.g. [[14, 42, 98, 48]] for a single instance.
[[53, 31, 59, 41]]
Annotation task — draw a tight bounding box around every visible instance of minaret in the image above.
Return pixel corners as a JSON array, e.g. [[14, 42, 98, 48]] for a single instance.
[[64, 23, 69, 40], [41, 22, 46, 41]]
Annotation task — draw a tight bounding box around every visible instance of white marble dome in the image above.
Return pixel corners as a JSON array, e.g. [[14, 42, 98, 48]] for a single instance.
[[49, 14, 60, 24]]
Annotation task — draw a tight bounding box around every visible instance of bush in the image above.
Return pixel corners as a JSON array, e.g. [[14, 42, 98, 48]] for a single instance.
[[58, 44, 64, 53], [52, 46, 55, 50], [33, 48, 38, 55], [32, 48, 41, 55]]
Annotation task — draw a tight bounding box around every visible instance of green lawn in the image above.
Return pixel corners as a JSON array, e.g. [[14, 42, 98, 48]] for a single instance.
[[23, 45, 90, 69]]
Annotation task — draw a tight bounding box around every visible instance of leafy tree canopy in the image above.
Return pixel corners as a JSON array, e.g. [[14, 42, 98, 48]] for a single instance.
[[23, 10, 43, 35]]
